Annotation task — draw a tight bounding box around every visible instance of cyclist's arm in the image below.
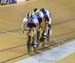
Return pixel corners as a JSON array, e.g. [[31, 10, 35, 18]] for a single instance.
[[22, 17, 29, 34]]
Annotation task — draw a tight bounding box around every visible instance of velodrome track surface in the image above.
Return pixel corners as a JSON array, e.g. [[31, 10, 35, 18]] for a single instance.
[[17, 40, 75, 63], [0, 19, 75, 63], [0, 0, 75, 63]]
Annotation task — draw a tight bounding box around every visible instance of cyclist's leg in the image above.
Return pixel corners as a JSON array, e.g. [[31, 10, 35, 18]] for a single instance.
[[41, 31, 47, 47], [47, 16, 52, 42], [38, 27, 46, 47], [37, 17, 47, 47], [37, 30, 40, 47], [44, 16, 51, 42], [32, 28, 38, 52], [27, 29, 33, 53], [41, 20, 48, 47], [37, 27, 43, 47], [27, 33, 32, 53], [47, 24, 50, 41]]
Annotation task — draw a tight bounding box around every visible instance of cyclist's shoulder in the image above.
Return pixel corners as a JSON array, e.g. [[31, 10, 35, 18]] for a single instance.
[[23, 17, 28, 23]]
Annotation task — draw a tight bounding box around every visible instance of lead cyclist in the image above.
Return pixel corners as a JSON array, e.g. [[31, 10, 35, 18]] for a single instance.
[[22, 12, 39, 54]]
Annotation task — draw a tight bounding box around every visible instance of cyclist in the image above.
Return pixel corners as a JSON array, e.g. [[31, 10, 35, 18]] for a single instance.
[[32, 8, 46, 47], [40, 8, 52, 42], [22, 12, 39, 53]]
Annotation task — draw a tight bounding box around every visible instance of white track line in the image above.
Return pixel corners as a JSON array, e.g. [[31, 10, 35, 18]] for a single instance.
[[16, 40, 75, 63]]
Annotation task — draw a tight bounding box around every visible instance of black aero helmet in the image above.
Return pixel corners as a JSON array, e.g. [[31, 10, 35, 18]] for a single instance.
[[40, 8, 45, 13], [40, 8, 45, 11], [33, 8, 38, 12], [26, 12, 32, 18], [26, 13, 29, 18]]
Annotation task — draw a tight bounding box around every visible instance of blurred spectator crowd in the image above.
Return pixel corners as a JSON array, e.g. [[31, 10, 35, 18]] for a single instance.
[[0, 0, 16, 5]]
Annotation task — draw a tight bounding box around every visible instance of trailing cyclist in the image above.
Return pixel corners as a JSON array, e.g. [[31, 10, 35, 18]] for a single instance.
[[40, 8, 52, 42], [32, 8, 46, 47], [32, 8, 52, 47]]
